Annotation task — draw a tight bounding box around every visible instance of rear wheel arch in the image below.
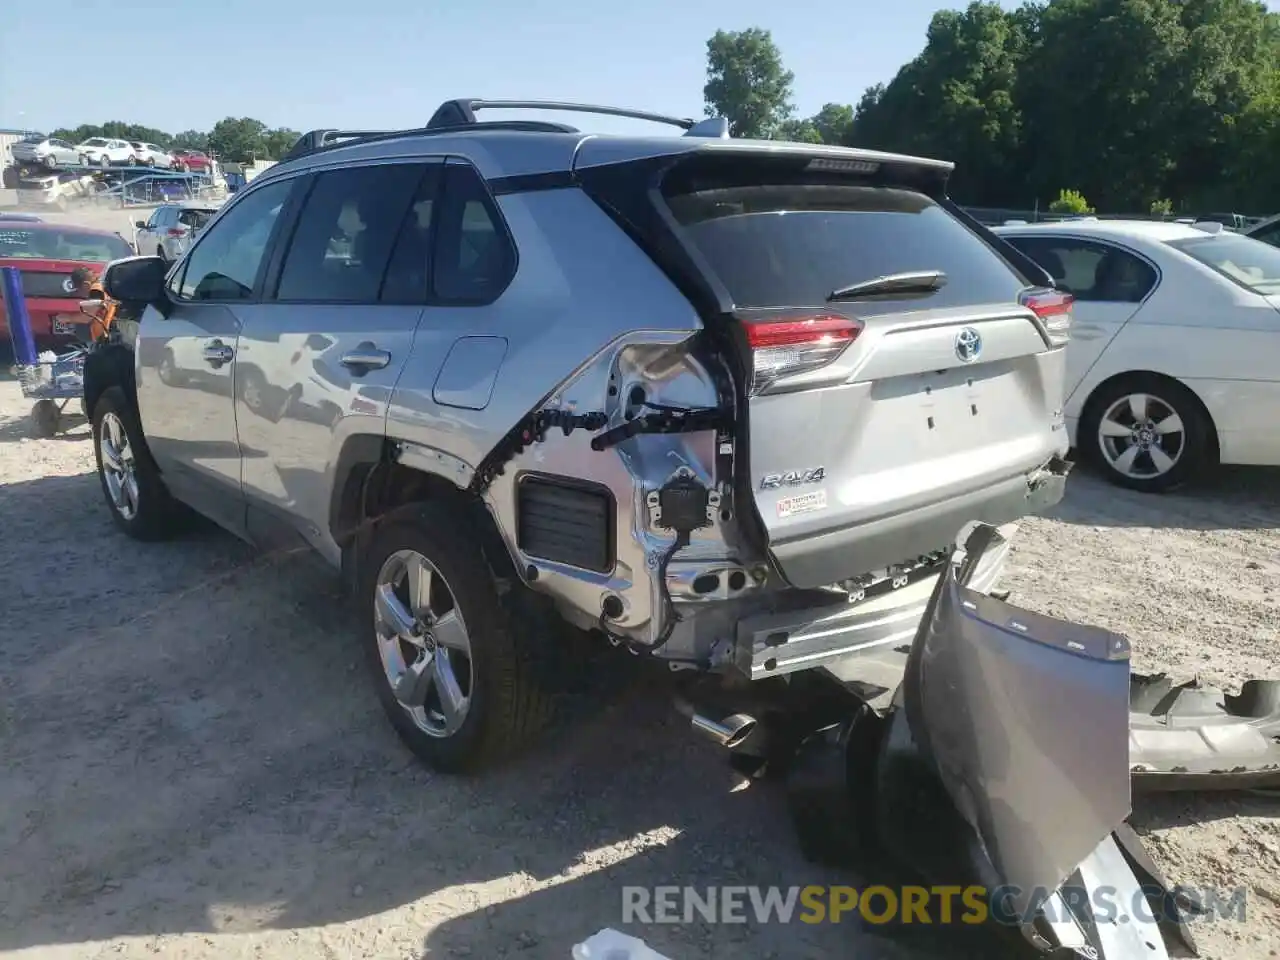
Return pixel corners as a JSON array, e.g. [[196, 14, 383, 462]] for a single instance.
[[329, 438, 516, 590]]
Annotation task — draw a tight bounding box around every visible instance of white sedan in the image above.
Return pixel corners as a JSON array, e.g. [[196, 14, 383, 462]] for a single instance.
[[993, 219, 1280, 492]]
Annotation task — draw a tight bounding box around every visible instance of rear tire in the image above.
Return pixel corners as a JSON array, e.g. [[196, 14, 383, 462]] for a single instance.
[[92, 386, 187, 540], [359, 502, 557, 773], [1080, 374, 1214, 493]]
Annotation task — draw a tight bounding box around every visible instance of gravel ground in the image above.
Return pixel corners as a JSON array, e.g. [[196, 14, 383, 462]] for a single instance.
[[0, 375, 1277, 960]]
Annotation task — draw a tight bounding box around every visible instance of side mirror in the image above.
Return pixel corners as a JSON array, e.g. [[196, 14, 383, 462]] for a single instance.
[[103, 256, 169, 314], [135, 220, 147, 229]]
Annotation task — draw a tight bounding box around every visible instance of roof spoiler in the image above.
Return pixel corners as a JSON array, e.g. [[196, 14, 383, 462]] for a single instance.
[[282, 99, 732, 162]]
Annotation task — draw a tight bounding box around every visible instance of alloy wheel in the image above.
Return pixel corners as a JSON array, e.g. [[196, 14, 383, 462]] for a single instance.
[[373, 549, 474, 738], [1097, 392, 1185, 480], [99, 411, 139, 520]]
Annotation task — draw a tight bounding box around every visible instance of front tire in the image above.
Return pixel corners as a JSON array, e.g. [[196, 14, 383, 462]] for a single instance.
[[92, 386, 186, 539], [1081, 374, 1214, 493], [359, 503, 556, 773]]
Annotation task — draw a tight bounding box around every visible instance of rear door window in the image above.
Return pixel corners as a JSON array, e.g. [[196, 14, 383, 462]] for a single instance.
[[275, 163, 427, 303], [662, 178, 1026, 310], [1004, 236, 1157, 303]]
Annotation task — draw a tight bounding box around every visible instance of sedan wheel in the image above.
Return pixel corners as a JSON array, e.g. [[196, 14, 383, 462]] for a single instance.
[[1097, 392, 1184, 481], [1084, 375, 1212, 492], [374, 550, 474, 738]]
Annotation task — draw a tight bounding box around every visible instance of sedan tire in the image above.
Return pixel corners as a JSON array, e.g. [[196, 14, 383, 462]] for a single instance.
[[1081, 374, 1215, 493]]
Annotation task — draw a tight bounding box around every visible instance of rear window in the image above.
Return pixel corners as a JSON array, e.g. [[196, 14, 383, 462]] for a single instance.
[[1167, 233, 1280, 295], [84, 138, 108, 147], [0, 228, 132, 262], [178, 208, 216, 230], [663, 180, 1027, 310], [19, 135, 47, 144]]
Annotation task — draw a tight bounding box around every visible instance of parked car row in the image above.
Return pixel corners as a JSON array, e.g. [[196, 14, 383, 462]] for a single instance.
[[8, 134, 213, 173]]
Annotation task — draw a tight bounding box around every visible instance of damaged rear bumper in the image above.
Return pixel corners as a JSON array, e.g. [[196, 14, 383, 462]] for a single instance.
[[733, 522, 1018, 685]]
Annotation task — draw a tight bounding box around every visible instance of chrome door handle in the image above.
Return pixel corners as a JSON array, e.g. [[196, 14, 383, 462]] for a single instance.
[[202, 339, 234, 365], [340, 344, 391, 372]]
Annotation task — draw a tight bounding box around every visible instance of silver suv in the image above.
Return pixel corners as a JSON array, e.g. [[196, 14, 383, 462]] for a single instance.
[[88, 99, 1071, 773]]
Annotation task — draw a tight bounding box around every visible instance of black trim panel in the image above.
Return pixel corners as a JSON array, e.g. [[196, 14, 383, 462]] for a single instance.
[[516, 473, 615, 574]]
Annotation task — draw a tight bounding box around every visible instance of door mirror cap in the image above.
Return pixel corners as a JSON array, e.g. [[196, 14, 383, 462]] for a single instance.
[[103, 255, 170, 314], [134, 220, 148, 229]]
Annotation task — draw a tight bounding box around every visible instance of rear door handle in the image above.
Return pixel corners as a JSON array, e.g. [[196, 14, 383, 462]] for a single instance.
[[202, 339, 234, 365], [340, 343, 391, 372]]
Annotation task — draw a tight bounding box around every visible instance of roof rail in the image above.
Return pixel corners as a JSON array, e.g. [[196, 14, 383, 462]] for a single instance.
[[280, 119, 580, 163], [425, 98, 716, 134]]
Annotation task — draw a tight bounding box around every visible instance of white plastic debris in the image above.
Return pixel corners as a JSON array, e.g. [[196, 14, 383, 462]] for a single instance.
[[572, 928, 673, 960]]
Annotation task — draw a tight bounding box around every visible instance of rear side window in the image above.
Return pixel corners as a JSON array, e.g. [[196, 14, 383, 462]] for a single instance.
[[1168, 233, 1280, 295], [663, 180, 1026, 310], [276, 163, 426, 303], [1004, 236, 1157, 303]]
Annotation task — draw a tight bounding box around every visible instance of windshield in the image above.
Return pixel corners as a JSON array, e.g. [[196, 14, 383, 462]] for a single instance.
[[1167, 233, 1280, 294], [0, 227, 134, 262], [83, 138, 108, 147], [20, 135, 47, 144]]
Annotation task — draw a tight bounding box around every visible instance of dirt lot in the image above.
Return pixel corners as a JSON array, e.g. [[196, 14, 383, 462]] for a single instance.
[[0, 377, 1277, 960]]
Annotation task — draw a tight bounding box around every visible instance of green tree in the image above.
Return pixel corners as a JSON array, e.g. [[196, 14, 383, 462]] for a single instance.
[[1149, 198, 1174, 216], [704, 28, 796, 138], [847, 3, 1033, 204], [1048, 189, 1095, 215], [775, 118, 823, 143], [261, 127, 302, 160], [810, 102, 856, 144], [206, 117, 268, 162], [170, 129, 210, 152]]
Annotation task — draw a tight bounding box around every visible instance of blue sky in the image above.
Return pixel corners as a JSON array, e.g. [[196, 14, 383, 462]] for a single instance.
[[2, 0, 1020, 137], [3, 0, 1277, 138]]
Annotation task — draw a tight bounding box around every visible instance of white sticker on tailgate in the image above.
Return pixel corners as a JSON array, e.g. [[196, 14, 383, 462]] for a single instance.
[[777, 490, 827, 519]]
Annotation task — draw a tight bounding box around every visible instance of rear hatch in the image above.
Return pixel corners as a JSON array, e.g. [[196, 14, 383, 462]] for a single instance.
[[579, 146, 1068, 588]]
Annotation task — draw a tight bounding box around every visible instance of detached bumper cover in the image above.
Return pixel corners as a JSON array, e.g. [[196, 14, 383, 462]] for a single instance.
[[1130, 674, 1280, 792]]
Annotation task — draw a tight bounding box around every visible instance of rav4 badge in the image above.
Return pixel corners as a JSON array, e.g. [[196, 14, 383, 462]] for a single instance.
[[760, 467, 825, 490]]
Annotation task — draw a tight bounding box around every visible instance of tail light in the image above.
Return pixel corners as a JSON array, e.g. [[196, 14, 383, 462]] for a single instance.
[[166, 227, 188, 238], [742, 314, 862, 393], [1021, 288, 1073, 346]]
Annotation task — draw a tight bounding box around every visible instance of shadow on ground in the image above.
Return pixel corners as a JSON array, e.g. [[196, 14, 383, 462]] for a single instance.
[[0, 470, 1015, 959], [1047, 464, 1280, 532]]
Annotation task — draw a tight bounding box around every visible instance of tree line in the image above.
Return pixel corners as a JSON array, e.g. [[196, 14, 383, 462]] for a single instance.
[[47, 118, 301, 165], [705, 0, 1280, 214]]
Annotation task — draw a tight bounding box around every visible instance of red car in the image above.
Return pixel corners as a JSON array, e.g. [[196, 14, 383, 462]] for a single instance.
[[0, 221, 135, 345], [171, 149, 213, 173]]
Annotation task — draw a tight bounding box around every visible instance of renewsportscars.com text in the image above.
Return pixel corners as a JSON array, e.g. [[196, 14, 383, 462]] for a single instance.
[[622, 884, 1247, 926]]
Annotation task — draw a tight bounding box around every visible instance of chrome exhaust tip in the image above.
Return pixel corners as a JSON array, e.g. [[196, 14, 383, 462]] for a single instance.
[[689, 712, 758, 750]]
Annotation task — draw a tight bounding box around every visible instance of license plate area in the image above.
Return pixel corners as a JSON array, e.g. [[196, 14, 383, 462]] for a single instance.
[[864, 362, 1019, 460]]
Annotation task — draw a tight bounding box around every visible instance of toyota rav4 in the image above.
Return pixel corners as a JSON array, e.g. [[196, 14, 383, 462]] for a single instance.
[[86, 98, 1072, 773]]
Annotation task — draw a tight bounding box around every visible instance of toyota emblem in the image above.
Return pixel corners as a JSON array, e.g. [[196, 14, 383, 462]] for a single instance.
[[955, 327, 982, 363]]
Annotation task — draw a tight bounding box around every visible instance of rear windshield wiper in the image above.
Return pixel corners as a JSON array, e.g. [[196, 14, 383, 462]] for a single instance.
[[827, 270, 948, 302]]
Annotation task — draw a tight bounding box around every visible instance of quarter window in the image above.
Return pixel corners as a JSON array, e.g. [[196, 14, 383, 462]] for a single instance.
[[1004, 237, 1156, 304], [275, 163, 426, 303], [432, 163, 515, 303], [173, 178, 293, 301]]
